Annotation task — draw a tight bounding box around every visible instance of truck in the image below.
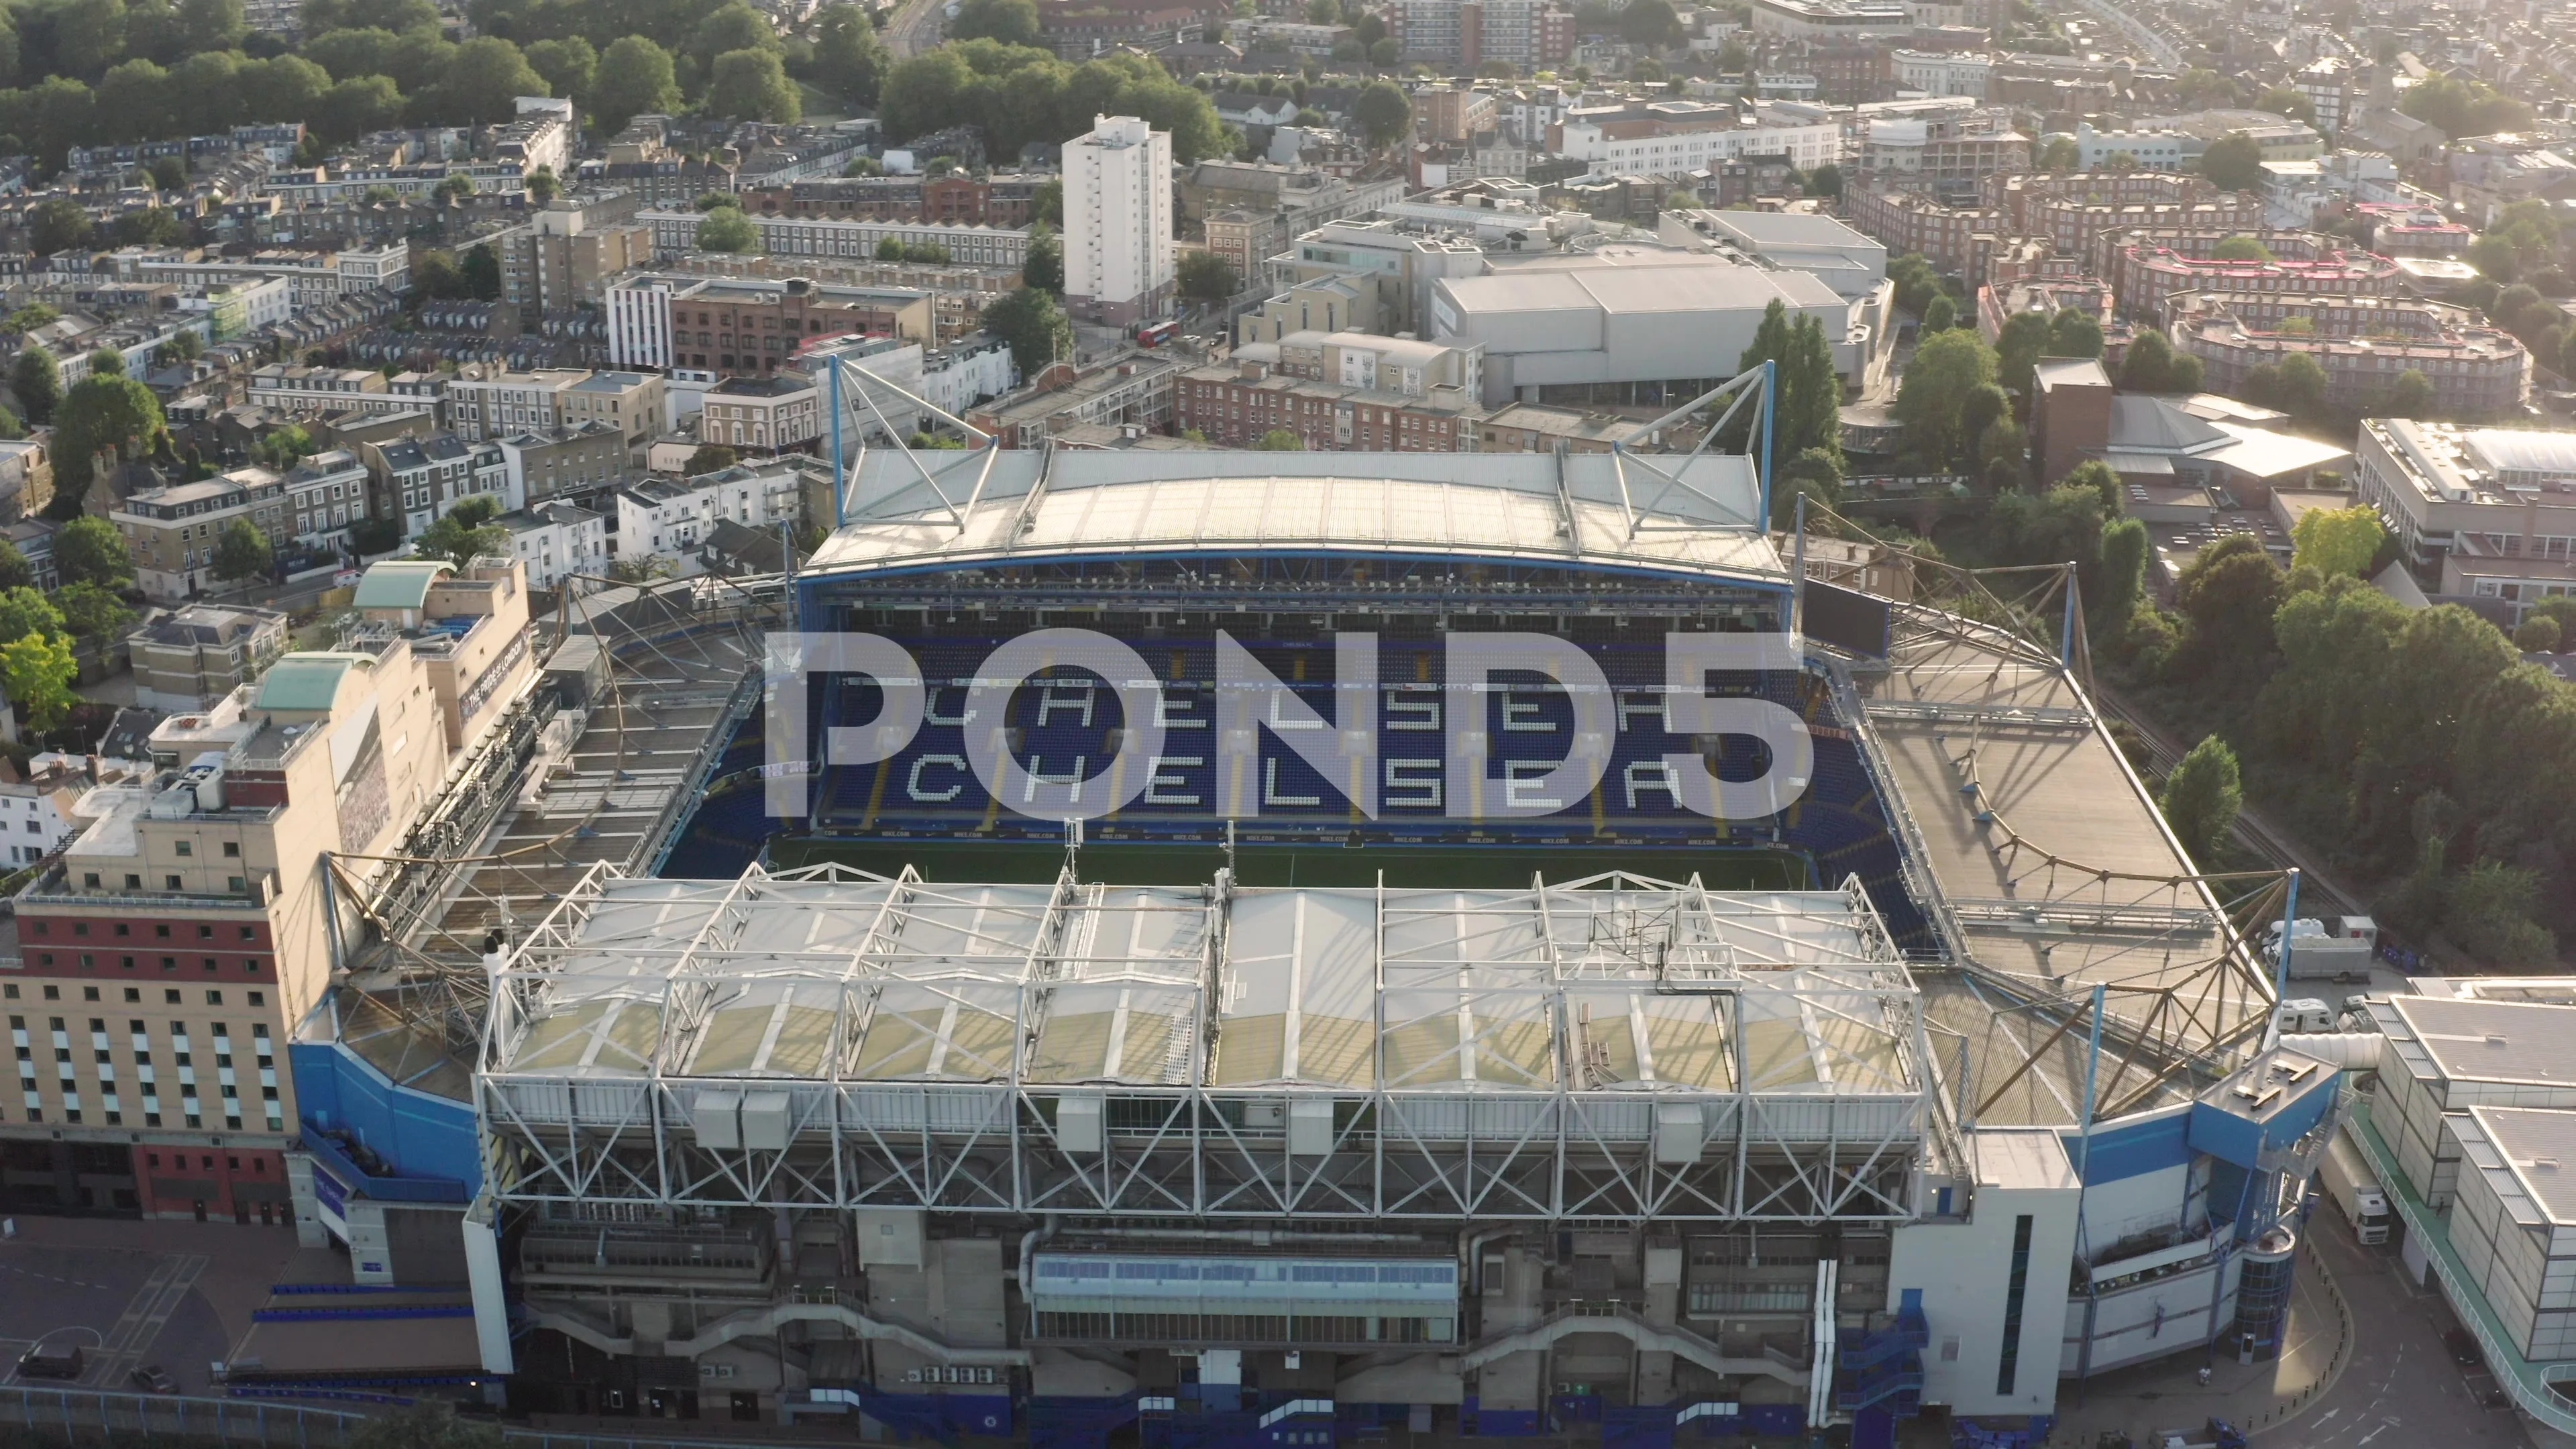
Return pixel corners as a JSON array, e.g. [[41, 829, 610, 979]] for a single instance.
[[2318, 1124, 2393, 1246], [2261, 915, 2379, 981]]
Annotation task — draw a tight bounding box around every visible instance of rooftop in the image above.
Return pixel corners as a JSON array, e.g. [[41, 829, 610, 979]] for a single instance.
[[802, 450, 1775, 582], [351, 559, 454, 610], [486, 864, 1925, 1097]]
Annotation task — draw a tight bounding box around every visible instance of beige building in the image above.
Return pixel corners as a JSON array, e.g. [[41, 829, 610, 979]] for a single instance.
[[2, 555, 532, 1221], [113, 472, 298, 604], [700, 375, 824, 457], [554, 371, 665, 450], [444, 370, 588, 443], [499, 205, 655, 317], [130, 604, 292, 711]]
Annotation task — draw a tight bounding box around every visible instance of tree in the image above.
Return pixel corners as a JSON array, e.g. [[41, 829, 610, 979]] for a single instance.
[[1252, 429, 1305, 450], [983, 286, 1071, 375], [1960, 384, 2009, 462], [684, 443, 739, 475], [1774, 446, 1841, 529], [242, 53, 329, 121], [0, 632, 77, 734], [2046, 309, 2103, 360], [2211, 233, 2275, 262], [415, 496, 508, 568], [1619, 0, 1683, 48], [2516, 615, 2561, 653], [2261, 352, 2330, 421], [417, 37, 547, 125], [2290, 504, 2383, 579], [56, 580, 135, 647], [49, 373, 166, 510], [2118, 329, 2203, 394], [211, 517, 273, 582], [2160, 734, 2243, 866], [2063, 458, 2121, 512], [696, 205, 759, 252], [2387, 368, 2434, 419], [1920, 294, 1955, 333], [691, 2, 781, 59], [524, 34, 595, 102], [524, 165, 559, 204], [54, 515, 138, 587], [2198, 131, 2266, 193], [29, 197, 92, 257], [1992, 309, 2052, 405], [1894, 329, 1996, 468], [1354, 78, 1411, 148], [346, 1401, 506, 1449], [0, 406, 20, 441], [0, 585, 66, 643], [949, 0, 1042, 44], [1178, 250, 1236, 303], [2095, 515, 2149, 629], [592, 36, 682, 134], [1022, 223, 1063, 292], [460, 244, 500, 299], [2037, 134, 2079, 170], [707, 48, 800, 121], [813, 4, 887, 107], [1032, 177, 1063, 227], [11, 346, 60, 425], [2467, 233, 2518, 284], [1804, 163, 1841, 199], [2173, 533, 2284, 678]]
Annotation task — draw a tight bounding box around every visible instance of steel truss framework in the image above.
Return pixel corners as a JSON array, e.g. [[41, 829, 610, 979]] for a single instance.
[[478, 863, 1947, 1223]]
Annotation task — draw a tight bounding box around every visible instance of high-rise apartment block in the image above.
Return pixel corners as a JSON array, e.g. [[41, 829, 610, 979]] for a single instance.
[[1064, 115, 1175, 328]]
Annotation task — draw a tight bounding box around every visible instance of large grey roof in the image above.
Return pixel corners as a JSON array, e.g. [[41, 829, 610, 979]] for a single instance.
[[802, 450, 1778, 580]]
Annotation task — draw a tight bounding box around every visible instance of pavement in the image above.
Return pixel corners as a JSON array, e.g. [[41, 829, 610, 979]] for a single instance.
[[2043, 1206, 2533, 1448], [883, 0, 946, 59], [0, 1213, 299, 1396]]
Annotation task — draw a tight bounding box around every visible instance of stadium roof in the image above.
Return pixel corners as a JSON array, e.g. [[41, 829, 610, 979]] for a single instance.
[[804, 451, 1778, 582], [486, 864, 1927, 1102]]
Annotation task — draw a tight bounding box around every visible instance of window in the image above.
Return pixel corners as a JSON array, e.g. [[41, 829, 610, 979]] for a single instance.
[[174, 841, 192, 857], [223, 843, 239, 858], [248, 991, 264, 1007], [81, 984, 97, 999], [164, 989, 180, 1004], [165, 875, 181, 890], [205, 991, 221, 1006], [1996, 1214, 2035, 1397]]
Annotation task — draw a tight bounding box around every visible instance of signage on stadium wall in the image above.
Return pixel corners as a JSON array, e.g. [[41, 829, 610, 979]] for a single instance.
[[765, 630, 1815, 826], [313, 1164, 352, 1243]]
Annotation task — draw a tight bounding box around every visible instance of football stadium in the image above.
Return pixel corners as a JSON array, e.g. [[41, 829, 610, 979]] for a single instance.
[[294, 390, 2349, 1448]]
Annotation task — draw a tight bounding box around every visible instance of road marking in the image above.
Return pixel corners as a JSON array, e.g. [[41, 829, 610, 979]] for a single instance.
[[79, 1253, 206, 1388]]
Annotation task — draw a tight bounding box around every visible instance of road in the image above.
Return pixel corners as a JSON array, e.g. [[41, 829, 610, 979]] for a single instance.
[[2255, 1207, 2532, 1449], [883, 0, 946, 60]]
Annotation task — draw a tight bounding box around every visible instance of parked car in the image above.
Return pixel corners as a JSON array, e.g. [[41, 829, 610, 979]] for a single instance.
[[129, 1364, 175, 1393]]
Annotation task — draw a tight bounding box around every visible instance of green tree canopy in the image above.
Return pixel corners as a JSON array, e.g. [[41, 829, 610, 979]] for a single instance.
[[592, 36, 682, 134], [2117, 329, 2204, 394], [2290, 504, 2383, 579], [212, 517, 273, 582], [1354, 78, 1410, 148], [695, 204, 759, 252], [0, 584, 66, 643], [1252, 429, 1305, 450], [2387, 368, 2434, 419], [813, 4, 888, 107], [56, 578, 135, 646], [1893, 328, 1996, 468], [1178, 249, 1236, 303], [0, 631, 77, 733], [2211, 233, 2275, 262], [948, 0, 1041, 44], [2160, 734, 2243, 867], [347, 1400, 506, 1449], [1920, 294, 1955, 333], [50, 371, 167, 508], [415, 495, 507, 568], [1022, 223, 1062, 292], [707, 47, 798, 122], [2198, 131, 2266, 192], [11, 345, 60, 425], [981, 286, 1071, 375], [54, 514, 138, 586]]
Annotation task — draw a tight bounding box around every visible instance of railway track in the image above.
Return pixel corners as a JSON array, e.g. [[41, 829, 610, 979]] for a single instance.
[[2094, 688, 2363, 920]]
